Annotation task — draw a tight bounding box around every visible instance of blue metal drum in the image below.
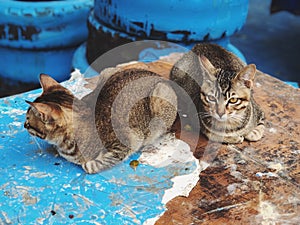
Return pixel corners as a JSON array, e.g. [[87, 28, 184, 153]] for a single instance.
[[0, 0, 93, 83], [94, 0, 249, 42], [82, 0, 249, 71]]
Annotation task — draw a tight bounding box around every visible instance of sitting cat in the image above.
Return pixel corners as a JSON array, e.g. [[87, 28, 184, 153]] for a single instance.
[[170, 43, 265, 144], [24, 69, 177, 173]]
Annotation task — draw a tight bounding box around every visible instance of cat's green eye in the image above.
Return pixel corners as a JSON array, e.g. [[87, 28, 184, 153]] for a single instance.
[[206, 95, 216, 102], [229, 97, 239, 104]]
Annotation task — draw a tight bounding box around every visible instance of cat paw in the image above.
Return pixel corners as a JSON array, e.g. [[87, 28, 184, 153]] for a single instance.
[[82, 152, 119, 174], [205, 133, 244, 144], [223, 136, 244, 144], [82, 160, 102, 174], [245, 125, 265, 142]]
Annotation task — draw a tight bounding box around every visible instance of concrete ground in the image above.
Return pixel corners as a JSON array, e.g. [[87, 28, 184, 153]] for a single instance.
[[231, 0, 300, 84]]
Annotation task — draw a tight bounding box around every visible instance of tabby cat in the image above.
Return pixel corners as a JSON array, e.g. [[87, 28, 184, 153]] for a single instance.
[[24, 69, 177, 173], [170, 43, 265, 143]]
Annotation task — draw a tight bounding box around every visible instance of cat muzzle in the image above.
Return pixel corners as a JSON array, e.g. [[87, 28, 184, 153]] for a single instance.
[[24, 121, 46, 139]]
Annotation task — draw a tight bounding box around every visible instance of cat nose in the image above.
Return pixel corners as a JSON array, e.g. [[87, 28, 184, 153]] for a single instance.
[[218, 113, 226, 119], [216, 112, 227, 121], [217, 109, 226, 118]]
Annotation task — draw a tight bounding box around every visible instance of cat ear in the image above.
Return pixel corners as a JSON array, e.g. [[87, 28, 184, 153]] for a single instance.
[[234, 64, 256, 89], [39, 74, 63, 93], [25, 101, 61, 123], [199, 55, 216, 74], [198, 55, 219, 80]]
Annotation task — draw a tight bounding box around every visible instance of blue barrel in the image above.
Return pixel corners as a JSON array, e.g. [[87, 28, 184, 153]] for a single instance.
[[94, 0, 248, 42], [82, 0, 248, 68], [0, 0, 93, 83]]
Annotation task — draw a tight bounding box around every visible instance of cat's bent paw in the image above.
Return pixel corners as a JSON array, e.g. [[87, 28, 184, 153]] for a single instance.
[[244, 124, 265, 142], [223, 135, 244, 144], [82, 160, 103, 174], [205, 133, 244, 144]]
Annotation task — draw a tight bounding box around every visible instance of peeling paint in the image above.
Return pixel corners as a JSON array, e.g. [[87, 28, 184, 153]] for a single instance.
[[0, 71, 200, 224]]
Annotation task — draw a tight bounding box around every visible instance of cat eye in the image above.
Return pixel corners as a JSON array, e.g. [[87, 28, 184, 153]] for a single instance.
[[228, 97, 239, 104], [206, 95, 216, 102]]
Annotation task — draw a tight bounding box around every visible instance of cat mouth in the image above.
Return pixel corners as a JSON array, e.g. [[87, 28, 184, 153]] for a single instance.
[[29, 130, 46, 139], [215, 117, 228, 122], [212, 114, 228, 122], [24, 122, 46, 139]]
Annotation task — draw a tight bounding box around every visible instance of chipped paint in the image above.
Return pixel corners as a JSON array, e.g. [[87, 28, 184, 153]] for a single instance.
[[255, 189, 300, 225], [0, 70, 200, 224], [256, 172, 278, 178], [139, 133, 201, 204], [269, 127, 277, 133], [93, 0, 248, 42], [8, 121, 22, 127]]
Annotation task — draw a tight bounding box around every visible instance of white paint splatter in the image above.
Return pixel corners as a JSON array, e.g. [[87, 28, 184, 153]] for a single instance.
[[228, 164, 244, 180], [140, 134, 202, 225], [227, 183, 238, 195], [139, 134, 193, 168], [162, 165, 201, 204], [2, 108, 26, 115], [258, 201, 279, 224], [291, 149, 300, 154], [23, 166, 33, 170], [63, 69, 93, 99], [69, 68, 83, 81], [29, 172, 53, 178], [269, 128, 277, 133], [27, 93, 40, 99], [0, 211, 12, 224], [255, 82, 262, 87], [8, 121, 22, 127], [255, 172, 278, 178], [267, 162, 283, 172]]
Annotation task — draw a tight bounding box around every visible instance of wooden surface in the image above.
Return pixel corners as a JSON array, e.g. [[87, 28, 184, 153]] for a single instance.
[[117, 56, 300, 224], [85, 54, 300, 224]]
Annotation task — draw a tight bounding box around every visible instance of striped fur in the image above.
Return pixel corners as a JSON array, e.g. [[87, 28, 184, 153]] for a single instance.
[[170, 43, 265, 143], [24, 70, 177, 173]]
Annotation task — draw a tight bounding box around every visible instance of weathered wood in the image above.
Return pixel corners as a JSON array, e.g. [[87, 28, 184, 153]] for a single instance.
[[86, 55, 300, 224]]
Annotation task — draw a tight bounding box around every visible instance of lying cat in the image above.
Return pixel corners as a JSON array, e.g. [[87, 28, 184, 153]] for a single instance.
[[170, 43, 265, 144], [24, 69, 177, 173]]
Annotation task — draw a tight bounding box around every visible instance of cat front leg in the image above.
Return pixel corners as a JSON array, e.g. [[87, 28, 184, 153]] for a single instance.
[[204, 131, 244, 144], [82, 151, 119, 174], [222, 135, 244, 144], [244, 124, 265, 142]]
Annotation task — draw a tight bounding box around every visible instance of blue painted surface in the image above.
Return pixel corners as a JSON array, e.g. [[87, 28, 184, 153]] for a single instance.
[[284, 81, 299, 88], [0, 89, 197, 224]]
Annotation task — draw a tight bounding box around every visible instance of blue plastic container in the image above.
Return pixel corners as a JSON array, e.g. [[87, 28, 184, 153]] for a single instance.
[[0, 0, 93, 83]]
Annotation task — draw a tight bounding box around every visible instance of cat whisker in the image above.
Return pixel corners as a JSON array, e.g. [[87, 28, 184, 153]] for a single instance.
[[30, 136, 45, 155], [229, 115, 245, 124], [170, 43, 265, 144], [198, 112, 212, 119]]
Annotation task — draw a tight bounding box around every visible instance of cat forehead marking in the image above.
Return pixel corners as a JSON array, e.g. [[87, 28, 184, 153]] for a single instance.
[[215, 70, 237, 94]]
